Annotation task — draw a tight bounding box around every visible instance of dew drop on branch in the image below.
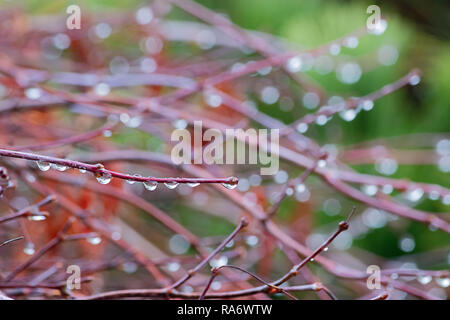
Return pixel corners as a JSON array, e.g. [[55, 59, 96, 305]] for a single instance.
[[96, 172, 112, 185], [164, 181, 179, 189], [296, 123, 308, 133], [362, 184, 378, 196], [53, 164, 67, 172], [436, 277, 450, 288], [210, 256, 228, 268], [36, 160, 51, 171], [222, 177, 238, 189], [25, 88, 42, 100], [94, 83, 110, 96], [166, 262, 180, 273], [143, 180, 157, 191], [28, 214, 47, 221], [409, 75, 421, 86], [285, 56, 302, 73], [88, 236, 102, 245], [315, 115, 328, 126], [24, 242, 35, 255], [329, 43, 341, 56], [187, 182, 200, 188], [417, 274, 432, 285]]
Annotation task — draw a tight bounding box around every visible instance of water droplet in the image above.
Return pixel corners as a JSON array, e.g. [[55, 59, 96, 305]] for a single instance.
[[314, 55, 334, 75], [119, 113, 130, 124], [143, 180, 158, 191], [245, 235, 259, 247], [79, 168, 87, 174], [88, 236, 102, 245], [329, 43, 341, 56], [295, 187, 311, 202], [315, 115, 328, 126], [428, 191, 440, 200], [204, 91, 222, 107], [442, 194, 450, 205], [369, 19, 388, 35], [135, 6, 153, 25], [53, 33, 71, 50], [285, 56, 302, 73], [28, 214, 47, 221], [285, 187, 294, 196], [173, 119, 188, 129], [143, 36, 163, 55], [126, 116, 142, 128], [310, 258, 315, 262], [164, 181, 179, 189], [399, 236, 415, 252], [343, 36, 359, 48], [337, 62, 362, 84], [323, 198, 341, 216], [436, 139, 450, 156], [296, 123, 308, 133], [36, 160, 51, 171], [127, 174, 142, 185], [409, 75, 421, 86], [140, 57, 157, 73], [417, 274, 432, 285], [25, 88, 42, 100], [249, 174, 262, 186], [317, 159, 327, 168], [378, 45, 398, 66], [94, 22, 112, 39], [361, 100, 374, 111], [382, 184, 394, 194], [302, 92, 320, 109], [187, 182, 200, 188], [195, 29, 216, 50], [109, 56, 129, 75], [94, 83, 110, 96], [222, 177, 238, 190], [436, 277, 450, 288], [24, 242, 35, 255], [211, 280, 222, 291], [53, 164, 67, 172], [166, 262, 180, 273], [210, 256, 228, 268], [274, 171, 288, 184], [96, 172, 112, 185], [121, 262, 138, 274], [24, 173, 36, 183], [375, 158, 398, 176], [295, 183, 306, 193], [169, 234, 190, 254], [362, 208, 387, 229], [339, 109, 357, 122], [260, 86, 279, 104], [323, 247, 329, 252], [111, 231, 121, 241], [362, 184, 378, 196], [103, 130, 112, 137], [257, 65, 272, 76], [405, 188, 424, 202]]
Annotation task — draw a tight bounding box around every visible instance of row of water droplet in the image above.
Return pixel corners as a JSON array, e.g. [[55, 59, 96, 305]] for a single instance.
[[36, 160, 238, 190]]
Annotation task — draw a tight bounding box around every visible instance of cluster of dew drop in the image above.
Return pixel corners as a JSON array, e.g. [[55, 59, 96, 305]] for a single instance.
[[360, 182, 450, 207], [35, 159, 238, 190]]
